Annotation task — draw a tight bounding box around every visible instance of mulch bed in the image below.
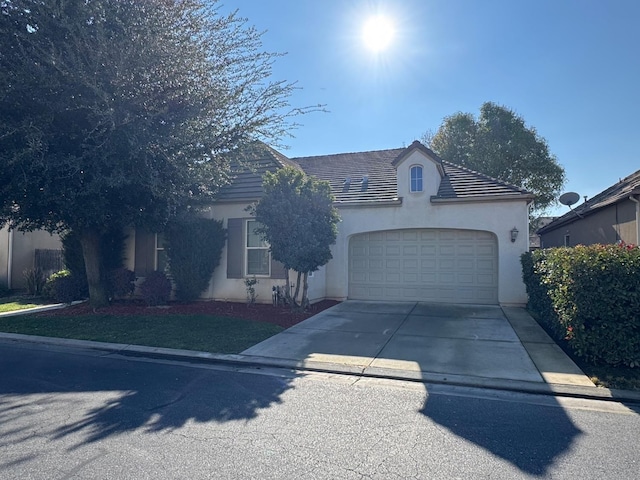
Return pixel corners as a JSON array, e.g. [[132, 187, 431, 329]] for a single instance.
[[36, 299, 341, 329]]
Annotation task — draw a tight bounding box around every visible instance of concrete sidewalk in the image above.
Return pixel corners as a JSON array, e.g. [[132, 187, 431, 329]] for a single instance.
[[1, 300, 639, 403]]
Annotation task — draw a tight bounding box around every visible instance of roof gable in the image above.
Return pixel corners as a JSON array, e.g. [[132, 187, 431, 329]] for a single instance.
[[392, 140, 445, 178]]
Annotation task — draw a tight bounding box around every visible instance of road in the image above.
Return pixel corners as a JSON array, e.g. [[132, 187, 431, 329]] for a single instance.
[[0, 340, 638, 479]]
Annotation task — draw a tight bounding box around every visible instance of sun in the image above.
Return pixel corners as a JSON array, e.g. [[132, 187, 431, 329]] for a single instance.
[[362, 15, 395, 52]]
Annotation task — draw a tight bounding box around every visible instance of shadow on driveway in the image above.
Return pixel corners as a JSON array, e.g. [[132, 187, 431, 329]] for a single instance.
[[243, 300, 584, 476]]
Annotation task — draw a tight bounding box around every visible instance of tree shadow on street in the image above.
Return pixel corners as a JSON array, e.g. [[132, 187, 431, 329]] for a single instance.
[[420, 390, 583, 476], [0, 343, 297, 449]]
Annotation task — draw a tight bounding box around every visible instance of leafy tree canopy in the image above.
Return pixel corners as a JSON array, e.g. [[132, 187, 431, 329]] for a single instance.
[[423, 102, 566, 214], [250, 167, 340, 309], [0, 0, 308, 305]]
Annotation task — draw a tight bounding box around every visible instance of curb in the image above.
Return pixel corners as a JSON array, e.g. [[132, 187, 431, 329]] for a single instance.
[[2, 332, 639, 405]]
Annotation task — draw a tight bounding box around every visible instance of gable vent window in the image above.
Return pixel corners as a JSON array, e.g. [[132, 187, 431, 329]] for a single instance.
[[410, 165, 423, 192]]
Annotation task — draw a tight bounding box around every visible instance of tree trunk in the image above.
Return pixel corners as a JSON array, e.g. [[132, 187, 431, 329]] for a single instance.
[[301, 271, 310, 311], [292, 270, 302, 309], [79, 229, 109, 308]]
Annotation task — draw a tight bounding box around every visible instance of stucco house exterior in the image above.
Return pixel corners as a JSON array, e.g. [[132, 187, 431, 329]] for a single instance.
[[133, 141, 534, 306], [538, 170, 640, 248], [0, 227, 62, 291]]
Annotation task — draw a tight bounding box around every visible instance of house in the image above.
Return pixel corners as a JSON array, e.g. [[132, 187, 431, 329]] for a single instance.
[[538, 170, 640, 248], [134, 141, 534, 306], [3, 140, 534, 305]]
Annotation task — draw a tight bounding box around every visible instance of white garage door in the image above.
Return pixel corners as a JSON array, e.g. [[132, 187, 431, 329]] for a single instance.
[[349, 229, 498, 304]]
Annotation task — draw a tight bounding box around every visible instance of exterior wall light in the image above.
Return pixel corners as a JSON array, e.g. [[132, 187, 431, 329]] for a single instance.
[[510, 227, 519, 243]]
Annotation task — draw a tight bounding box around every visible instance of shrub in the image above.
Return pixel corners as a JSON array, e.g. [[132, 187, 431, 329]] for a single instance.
[[522, 244, 640, 367], [140, 271, 172, 306], [107, 268, 136, 299], [43, 270, 87, 303], [23, 267, 47, 296], [165, 216, 226, 302]]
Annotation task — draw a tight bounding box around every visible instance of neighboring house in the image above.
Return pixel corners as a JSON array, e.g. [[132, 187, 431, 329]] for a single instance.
[[0, 227, 62, 290], [529, 216, 556, 249], [538, 170, 640, 248], [135, 141, 534, 306]]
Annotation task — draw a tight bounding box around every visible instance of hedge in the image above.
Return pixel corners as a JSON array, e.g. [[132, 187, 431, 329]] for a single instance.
[[522, 243, 640, 368]]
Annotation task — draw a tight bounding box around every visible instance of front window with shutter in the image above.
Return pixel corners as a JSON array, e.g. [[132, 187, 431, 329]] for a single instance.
[[246, 220, 270, 276]]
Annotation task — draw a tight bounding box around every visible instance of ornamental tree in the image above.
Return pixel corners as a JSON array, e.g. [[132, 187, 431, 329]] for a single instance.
[[0, 0, 306, 306], [423, 102, 566, 215], [250, 167, 340, 310]]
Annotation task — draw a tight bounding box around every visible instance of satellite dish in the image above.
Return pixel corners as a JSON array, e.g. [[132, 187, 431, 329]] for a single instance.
[[559, 192, 580, 207]]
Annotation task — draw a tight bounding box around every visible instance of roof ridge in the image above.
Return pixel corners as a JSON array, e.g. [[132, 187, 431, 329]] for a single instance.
[[292, 147, 404, 161]]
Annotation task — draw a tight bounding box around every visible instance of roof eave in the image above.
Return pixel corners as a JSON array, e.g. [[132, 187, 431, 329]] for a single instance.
[[335, 198, 403, 208], [430, 194, 535, 204]]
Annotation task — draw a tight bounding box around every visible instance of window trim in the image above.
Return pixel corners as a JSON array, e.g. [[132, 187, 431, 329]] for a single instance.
[[410, 165, 424, 193], [245, 219, 271, 277]]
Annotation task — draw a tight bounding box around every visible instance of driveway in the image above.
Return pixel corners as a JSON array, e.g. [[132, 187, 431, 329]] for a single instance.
[[243, 301, 594, 388]]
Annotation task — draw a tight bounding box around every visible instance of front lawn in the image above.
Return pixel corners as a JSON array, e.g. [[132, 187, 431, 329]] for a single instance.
[[0, 313, 284, 354], [0, 296, 51, 313]]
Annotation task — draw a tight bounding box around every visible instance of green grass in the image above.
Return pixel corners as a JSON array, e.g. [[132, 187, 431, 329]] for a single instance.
[[0, 314, 284, 354], [0, 296, 51, 313]]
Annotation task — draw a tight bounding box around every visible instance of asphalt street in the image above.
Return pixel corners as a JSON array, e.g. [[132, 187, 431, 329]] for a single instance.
[[1, 340, 638, 479]]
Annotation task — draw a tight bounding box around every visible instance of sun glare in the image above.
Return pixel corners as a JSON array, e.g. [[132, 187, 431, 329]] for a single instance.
[[362, 15, 395, 52]]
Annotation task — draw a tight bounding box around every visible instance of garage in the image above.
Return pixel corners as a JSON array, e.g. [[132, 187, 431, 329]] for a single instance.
[[349, 229, 498, 304]]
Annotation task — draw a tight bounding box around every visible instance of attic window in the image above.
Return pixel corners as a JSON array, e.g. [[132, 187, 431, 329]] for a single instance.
[[342, 176, 351, 192], [410, 165, 423, 192], [360, 175, 368, 192]]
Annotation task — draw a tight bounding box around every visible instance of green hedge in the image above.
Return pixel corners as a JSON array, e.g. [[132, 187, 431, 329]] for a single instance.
[[522, 244, 640, 368], [165, 216, 226, 302]]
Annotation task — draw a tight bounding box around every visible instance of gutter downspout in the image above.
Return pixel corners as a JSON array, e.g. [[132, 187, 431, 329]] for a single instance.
[[7, 229, 14, 290], [630, 195, 640, 245]]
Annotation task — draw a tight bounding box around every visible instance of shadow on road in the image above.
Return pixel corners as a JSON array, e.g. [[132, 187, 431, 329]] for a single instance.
[[0, 343, 297, 448], [273, 301, 586, 477], [420, 392, 582, 476]]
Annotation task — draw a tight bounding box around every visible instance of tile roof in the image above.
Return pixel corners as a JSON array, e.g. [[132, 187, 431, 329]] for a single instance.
[[538, 169, 640, 233], [216, 141, 533, 204], [215, 142, 302, 202], [293, 144, 533, 204]]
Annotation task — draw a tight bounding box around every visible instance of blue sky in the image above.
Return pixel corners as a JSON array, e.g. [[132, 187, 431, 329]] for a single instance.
[[221, 0, 639, 216]]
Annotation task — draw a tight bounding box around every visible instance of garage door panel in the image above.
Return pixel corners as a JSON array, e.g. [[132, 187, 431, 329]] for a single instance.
[[349, 228, 498, 304]]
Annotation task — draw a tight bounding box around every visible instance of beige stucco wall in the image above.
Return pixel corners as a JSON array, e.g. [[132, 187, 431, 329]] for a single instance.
[[0, 227, 62, 290], [197, 204, 327, 304]]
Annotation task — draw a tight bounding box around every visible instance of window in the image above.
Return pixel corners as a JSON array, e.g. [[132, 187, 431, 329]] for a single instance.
[[155, 233, 168, 272], [564, 234, 570, 247], [246, 220, 270, 276], [410, 165, 423, 192]]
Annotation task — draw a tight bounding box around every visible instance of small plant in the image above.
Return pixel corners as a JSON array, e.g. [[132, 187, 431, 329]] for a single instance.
[[140, 271, 172, 306], [23, 268, 46, 296], [244, 277, 258, 305], [43, 270, 87, 303]]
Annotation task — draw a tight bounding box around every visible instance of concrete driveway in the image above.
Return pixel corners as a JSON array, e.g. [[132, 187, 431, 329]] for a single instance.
[[243, 301, 595, 389]]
